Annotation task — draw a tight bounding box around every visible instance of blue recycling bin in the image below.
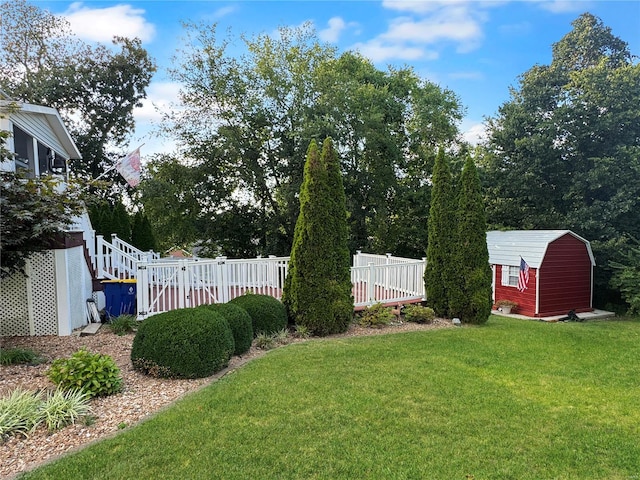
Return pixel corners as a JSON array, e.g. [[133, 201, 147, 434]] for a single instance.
[[102, 279, 137, 318]]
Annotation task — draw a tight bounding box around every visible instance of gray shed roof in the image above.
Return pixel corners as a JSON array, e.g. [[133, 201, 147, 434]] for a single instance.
[[486, 230, 595, 269]]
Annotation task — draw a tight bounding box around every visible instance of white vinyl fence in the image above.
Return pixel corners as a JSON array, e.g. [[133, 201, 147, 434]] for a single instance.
[[134, 252, 426, 320], [350, 253, 425, 308], [136, 256, 289, 319]]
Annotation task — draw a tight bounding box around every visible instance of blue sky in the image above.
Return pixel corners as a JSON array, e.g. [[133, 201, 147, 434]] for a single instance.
[[33, 0, 640, 155]]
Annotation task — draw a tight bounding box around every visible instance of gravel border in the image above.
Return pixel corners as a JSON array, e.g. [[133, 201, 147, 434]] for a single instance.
[[0, 318, 452, 478]]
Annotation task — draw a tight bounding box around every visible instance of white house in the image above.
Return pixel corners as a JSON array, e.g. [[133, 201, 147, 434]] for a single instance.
[[1, 95, 96, 336]]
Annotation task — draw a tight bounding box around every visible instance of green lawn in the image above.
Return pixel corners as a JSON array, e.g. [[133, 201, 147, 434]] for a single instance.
[[19, 316, 640, 480]]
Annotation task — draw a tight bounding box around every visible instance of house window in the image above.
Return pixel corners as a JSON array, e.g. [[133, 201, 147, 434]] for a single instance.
[[37, 142, 66, 175], [501, 265, 519, 287], [12, 125, 35, 177]]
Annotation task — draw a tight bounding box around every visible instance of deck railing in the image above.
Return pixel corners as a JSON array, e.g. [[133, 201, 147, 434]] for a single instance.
[[135, 253, 426, 320], [136, 256, 290, 319], [96, 234, 159, 280]]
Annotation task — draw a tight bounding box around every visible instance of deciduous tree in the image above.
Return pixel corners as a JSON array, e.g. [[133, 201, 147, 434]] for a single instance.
[[158, 22, 462, 256], [0, 0, 156, 194], [482, 13, 640, 307]]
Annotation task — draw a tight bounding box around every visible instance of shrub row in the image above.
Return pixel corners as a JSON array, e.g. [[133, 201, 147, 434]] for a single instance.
[[131, 294, 287, 379]]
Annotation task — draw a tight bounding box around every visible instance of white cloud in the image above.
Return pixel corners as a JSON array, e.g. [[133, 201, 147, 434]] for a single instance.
[[533, 0, 593, 13], [352, 39, 435, 62], [319, 17, 347, 42], [354, 1, 493, 65], [449, 71, 484, 80], [381, 12, 484, 52], [134, 81, 182, 123], [461, 121, 488, 146], [62, 2, 156, 43]]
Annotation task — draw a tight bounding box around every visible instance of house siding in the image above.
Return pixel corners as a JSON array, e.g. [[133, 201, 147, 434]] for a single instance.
[[493, 265, 538, 316], [538, 234, 592, 316], [11, 111, 68, 157]]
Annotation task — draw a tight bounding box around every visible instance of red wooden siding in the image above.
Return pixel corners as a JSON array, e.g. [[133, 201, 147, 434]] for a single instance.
[[538, 234, 592, 316], [493, 265, 537, 317]]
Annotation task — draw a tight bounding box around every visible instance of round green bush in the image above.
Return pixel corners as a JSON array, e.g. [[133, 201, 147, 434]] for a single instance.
[[131, 308, 234, 379], [228, 294, 287, 337], [199, 303, 253, 355], [403, 304, 436, 324]]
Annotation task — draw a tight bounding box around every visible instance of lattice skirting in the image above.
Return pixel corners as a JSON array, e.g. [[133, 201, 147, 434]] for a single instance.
[[1, 252, 59, 336]]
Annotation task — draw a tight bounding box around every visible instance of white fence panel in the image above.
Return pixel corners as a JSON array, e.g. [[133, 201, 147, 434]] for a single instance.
[[137, 256, 290, 320], [137, 253, 424, 320], [351, 260, 425, 307]]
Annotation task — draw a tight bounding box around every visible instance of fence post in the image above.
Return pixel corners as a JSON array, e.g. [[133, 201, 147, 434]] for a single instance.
[[177, 259, 188, 309], [96, 235, 106, 278], [215, 257, 229, 303], [137, 261, 149, 320], [368, 262, 375, 306]]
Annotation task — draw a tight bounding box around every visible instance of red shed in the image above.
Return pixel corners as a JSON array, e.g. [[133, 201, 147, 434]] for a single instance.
[[487, 230, 595, 317]]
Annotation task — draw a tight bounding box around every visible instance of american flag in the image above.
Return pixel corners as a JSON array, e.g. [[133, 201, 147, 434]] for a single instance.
[[518, 257, 530, 292]]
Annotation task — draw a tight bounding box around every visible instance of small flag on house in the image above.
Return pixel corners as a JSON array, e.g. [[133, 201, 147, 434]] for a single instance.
[[518, 257, 530, 292], [116, 147, 142, 187]]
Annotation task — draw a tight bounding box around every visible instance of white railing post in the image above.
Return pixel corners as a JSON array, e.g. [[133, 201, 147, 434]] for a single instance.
[[215, 257, 229, 303], [137, 261, 149, 320], [177, 259, 188, 309], [96, 235, 106, 278], [367, 262, 375, 306], [354, 250, 362, 268]]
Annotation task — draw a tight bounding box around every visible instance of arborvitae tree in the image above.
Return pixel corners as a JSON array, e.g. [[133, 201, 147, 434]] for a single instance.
[[283, 138, 353, 336], [131, 211, 157, 252], [450, 156, 492, 324], [111, 201, 131, 242], [425, 148, 456, 317]]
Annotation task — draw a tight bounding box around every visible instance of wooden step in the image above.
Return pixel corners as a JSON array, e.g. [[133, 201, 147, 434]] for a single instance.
[[80, 322, 102, 336]]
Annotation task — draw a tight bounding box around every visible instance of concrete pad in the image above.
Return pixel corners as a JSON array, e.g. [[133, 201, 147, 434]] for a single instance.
[[80, 322, 102, 336], [492, 308, 615, 322]]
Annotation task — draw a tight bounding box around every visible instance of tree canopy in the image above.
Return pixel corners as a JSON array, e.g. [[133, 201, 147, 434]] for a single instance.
[[0, 172, 84, 278], [482, 12, 640, 308], [0, 0, 156, 194], [143, 22, 463, 257]]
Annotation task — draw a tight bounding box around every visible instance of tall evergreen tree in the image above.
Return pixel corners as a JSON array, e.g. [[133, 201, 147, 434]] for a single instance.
[[131, 211, 158, 252], [450, 156, 492, 324], [111, 201, 131, 243], [283, 138, 353, 336], [425, 148, 456, 317]]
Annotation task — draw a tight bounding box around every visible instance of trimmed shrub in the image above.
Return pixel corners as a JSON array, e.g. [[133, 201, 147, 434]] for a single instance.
[[403, 305, 436, 324], [131, 308, 234, 379], [357, 303, 394, 328], [229, 294, 287, 337], [200, 303, 253, 355], [47, 349, 122, 398]]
